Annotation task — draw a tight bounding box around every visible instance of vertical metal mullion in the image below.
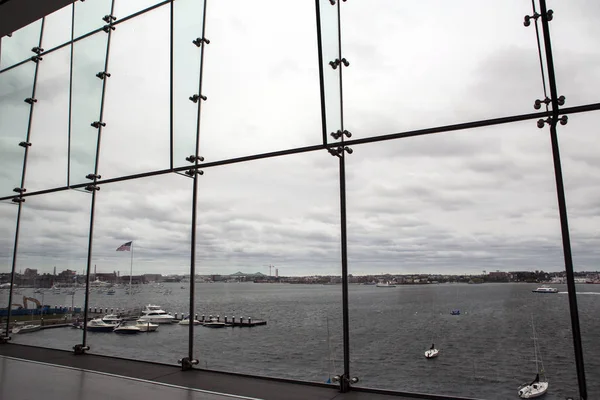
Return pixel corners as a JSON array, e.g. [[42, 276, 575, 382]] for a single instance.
[[335, 0, 351, 393], [67, 4, 75, 187], [5, 18, 45, 338], [314, 0, 327, 146], [82, 0, 116, 348], [169, 0, 174, 170], [188, 0, 209, 364], [538, 2, 587, 398]]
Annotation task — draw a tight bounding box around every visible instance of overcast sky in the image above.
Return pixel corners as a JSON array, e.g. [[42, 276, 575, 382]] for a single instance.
[[1, 0, 599, 277]]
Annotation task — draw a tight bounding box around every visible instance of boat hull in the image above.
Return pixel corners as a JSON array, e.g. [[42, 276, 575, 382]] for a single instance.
[[424, 349, 439, 359], [518, 381, 548, 398], [86, 326, 115, 332]]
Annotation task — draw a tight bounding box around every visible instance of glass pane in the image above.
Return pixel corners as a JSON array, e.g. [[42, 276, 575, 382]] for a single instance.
[[346, 122, 578, 398], [341, 1, 542, 139], [194, 152, 342, 383], [74, 0, 113, 39], [27, 47, 71, 192], [319, 0, 342, 143], [100, 6, 170, 179], [88, 174, 191, 363], [549, 0, 600, 108], [8, 190, 89, 350], [114, 0, 166, 20], [0, 64, 35, 197], [200, 0, 321, 160], [70, 32, 107, 185], [0, 20, 42, 70], [172, 0, 203, 168], [0, 201, 18, 335], [42, 4, 73, 51], [559, 111, 600, 399]]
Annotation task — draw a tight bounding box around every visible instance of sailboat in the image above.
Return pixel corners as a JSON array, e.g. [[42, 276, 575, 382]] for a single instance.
[[424, 343, 439, 359], [518, 317, 548, 398]]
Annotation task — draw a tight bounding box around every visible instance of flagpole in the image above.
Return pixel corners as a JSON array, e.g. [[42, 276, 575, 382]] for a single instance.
[[129, 241, 133, 296]]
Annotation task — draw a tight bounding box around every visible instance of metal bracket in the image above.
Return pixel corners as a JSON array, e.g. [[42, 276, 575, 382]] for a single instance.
[[537, 115, 568, 128], [185, 155, 204, 163], [328, 146, 353, 158], [189, 94, 207, 103], [330, 130, 352, 140], [329, 58, 349, 69], [31, 46, 44, 54], [524, 10, 552, 27], [534, 95, 565, 110], [96, 71, 111, 80], [13, 187, 26, 194], [331, 374, 359, 391], [102, 15, 117, 23], [12, 197, 25, 203], [329, 0, 347, 5], [85, 173, 102, 180], [192, 37, 210, 47], [91, 121, 106, 128], [73, 344, 90, 355], [184, 169, 204, 177], [85, 184, 100, 192], [178, 357, 199, 371], [30, 55, 43, 63], [24, 97, 37, 105], [102, 25, 116, 33], [19, 141, 32, 148]]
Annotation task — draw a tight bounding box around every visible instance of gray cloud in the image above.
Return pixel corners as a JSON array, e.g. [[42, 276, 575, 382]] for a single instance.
[[1, 0, 600, 277]]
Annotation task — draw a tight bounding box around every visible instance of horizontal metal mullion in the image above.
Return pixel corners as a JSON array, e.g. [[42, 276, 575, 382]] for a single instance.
[[2, 103, 600, 201]]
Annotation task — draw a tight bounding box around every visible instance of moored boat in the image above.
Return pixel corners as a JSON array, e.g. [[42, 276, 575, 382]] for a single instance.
[[86, 318, 118, 332], [113, 321, 141, 334]]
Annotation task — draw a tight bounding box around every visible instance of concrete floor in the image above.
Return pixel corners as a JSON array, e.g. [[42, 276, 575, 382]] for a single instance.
[[0, 344, 471, 400]]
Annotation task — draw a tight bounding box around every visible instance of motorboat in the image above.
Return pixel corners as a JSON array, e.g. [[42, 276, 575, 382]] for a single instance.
[[451, 310, 460, 315], [12, 324, 41, 334], [106, 288, 116, 295], [178, 316, 201, 325], [518, 317, 549, 398], [86, 318, 118, 332], [135, 320, 159, 332], [376, 282, 396, 288], [102, 314, 123, 324], [424, 343, 439, 359], [532, 286, 558, 293], [113, 321, 141, 334], [138, 305, 175, 324], [202, 318, 227, 328]]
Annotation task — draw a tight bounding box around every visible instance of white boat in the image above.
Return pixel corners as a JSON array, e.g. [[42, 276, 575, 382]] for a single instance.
[[12, 324, 41, 334], [102, 314, 123, 324], [86, 318, 118, 332], [376, 282, 396, 288], [178, 316, 201, 325], [138, 305, 175, 324], [106, 288, 116, 295], [532, 286, 558, 293], [202, 317, 227, 328], [135, 320, 159, 332], [424, 343, 439, 359], [518, 318, 549, 398], [113, 321, 141, 334]]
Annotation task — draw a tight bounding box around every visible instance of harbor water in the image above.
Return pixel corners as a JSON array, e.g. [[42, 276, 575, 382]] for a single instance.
[[6, 282, 599, 399]]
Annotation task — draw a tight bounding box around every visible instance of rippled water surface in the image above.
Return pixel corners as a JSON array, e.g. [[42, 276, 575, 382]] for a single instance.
[[8, 282, 599, 399]]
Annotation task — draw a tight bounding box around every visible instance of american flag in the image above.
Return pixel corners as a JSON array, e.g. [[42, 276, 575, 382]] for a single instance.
[[116, 241, 132, 251]]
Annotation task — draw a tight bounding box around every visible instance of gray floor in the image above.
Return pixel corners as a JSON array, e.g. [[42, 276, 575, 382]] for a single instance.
[[0, 344, 460, 400]]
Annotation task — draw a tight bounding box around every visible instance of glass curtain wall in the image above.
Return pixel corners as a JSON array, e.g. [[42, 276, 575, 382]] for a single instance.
[[0, 0, 597, 399]]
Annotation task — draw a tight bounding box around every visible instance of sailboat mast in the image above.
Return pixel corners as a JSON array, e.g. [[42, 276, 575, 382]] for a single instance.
[[532, 316, 539, 374]]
